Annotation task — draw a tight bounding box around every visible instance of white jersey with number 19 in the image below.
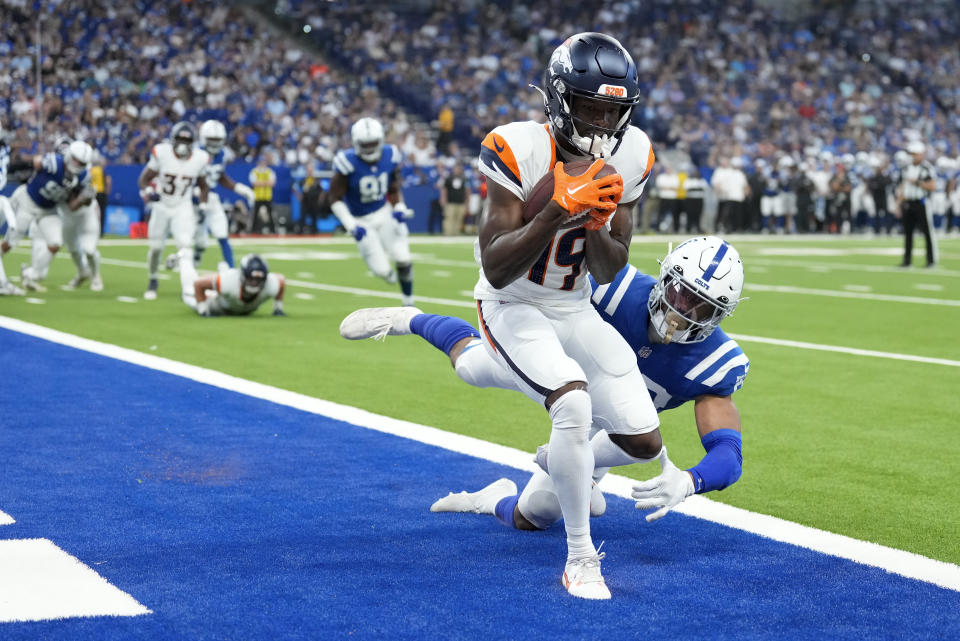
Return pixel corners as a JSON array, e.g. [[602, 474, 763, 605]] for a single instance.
[[474, 121, 654, 308]]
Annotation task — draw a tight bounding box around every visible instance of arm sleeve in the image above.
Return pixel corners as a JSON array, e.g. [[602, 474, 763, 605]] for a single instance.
[[688, 429, 743, 493]]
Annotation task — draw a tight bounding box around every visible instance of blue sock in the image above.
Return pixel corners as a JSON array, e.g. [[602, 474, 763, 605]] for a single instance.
[[409, 314, 480, 355], [494, 495, 520, 529], [218, 238, 235, 268]]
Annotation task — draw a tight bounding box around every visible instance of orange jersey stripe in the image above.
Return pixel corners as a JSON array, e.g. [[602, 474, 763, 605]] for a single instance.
[[476, 301, 497, 354], [481, 132, 522, 186], [216, 274, 221, 293], [642, 145, 656, 181]]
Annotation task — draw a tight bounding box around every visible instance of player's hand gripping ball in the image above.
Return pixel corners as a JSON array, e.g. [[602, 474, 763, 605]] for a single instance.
[[521, 158, 622, 230]]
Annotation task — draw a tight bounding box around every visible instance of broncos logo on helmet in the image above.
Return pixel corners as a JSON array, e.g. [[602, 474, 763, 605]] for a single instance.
[[533, 32, 641, 159]]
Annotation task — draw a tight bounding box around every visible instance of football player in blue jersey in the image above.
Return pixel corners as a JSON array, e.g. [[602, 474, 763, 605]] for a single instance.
[[191, 120, 255, 269], [1, 139, 94, 291], [340, 236, 747, 527], [327, 117, 416, 306]]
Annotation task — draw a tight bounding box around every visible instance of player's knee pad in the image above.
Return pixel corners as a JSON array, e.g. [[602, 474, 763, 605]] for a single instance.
[[516, 471, 562, 530], [548, 388, 591, 433], [396, 261, 412, 282]]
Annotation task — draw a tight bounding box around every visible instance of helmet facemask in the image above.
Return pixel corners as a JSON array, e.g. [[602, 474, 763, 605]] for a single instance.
[[566, 93, 633, 158], [649, 270, 733, 344], [174, 134, 193, 159]]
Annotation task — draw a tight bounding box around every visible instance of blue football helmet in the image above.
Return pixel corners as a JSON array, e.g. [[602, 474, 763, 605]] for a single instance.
[[240, 254, 269, 295], [170, 121, 196, 159], [535, 32, 641, 159]]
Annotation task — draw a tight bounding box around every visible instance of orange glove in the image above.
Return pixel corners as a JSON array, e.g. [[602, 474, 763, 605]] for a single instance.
[[584, 200, 616, 230], [551, 159, 623, 216]]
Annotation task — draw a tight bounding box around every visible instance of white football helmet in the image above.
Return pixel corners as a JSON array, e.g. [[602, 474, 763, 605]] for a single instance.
[[65, 140, 93, 175], [170, 121, 196, 159], [199, 120, 227, 154], [893, 150, 910, 168], [351, 117, 384, 162], [648, 236, 744, 344]]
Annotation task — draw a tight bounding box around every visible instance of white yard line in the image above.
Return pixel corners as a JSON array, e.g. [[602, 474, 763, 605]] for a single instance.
[[2, 315, 959, 593], [727, 333, 960, 367], [745, 283, 960, 306]]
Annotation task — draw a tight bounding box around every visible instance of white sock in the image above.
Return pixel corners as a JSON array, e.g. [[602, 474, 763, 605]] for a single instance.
[[32, 244, 54, 280], [88, 251, 100, 277], [517, 469, 563, 529], [548, 389, 595, 561], [591, 430, 661, 468], [147, 248, 162, 279], [70, 250, 86, 275]]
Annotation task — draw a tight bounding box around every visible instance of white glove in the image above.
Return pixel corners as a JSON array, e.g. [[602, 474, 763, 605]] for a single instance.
[[631, 448, 695, 522], [393, 203, 415, 220], [196, 299, 210, 317], [234, 183, 255, 207]]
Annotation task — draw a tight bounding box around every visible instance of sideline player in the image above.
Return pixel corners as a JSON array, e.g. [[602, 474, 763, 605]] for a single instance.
[[1, 140, 94, 291], [138, 121, 210, 299], [328, 117, 416, 305], [341, 237, 747, 533], [178, 253, 285, 317], [191, 120, 255, 268]]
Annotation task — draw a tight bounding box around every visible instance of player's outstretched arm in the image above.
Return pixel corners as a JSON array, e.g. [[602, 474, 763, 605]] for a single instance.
[[632, 395, 743, 521], [193, 275, 217, 316]]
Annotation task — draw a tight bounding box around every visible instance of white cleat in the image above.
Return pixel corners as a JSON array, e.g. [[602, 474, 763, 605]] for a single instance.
[[164, 253, 180, 271], [339, 306, 423, 341], [217, 261, 229, 273], [430, 478, 518, 514], [90, 274, 103, 292], [0, 280, 25, 296], [144, 278, 159, 300], [562, 553, 611, 600], [20, 265, 46, 293], [63, 271, 91, 290]]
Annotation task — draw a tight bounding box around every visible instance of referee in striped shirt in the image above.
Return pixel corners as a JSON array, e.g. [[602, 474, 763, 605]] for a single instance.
[[897, 141, 938, 268]]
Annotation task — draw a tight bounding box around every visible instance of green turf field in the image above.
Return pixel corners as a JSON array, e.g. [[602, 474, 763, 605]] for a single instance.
[[2, 233, 958, 565]]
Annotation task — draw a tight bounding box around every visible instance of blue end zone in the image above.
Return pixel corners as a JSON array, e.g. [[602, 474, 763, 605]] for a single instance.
[[0, 328, 958, 639]]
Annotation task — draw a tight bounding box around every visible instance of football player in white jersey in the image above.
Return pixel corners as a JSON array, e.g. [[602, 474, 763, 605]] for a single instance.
[[138, 121, 210, 299], [178, 252, 285, 317], [340, 236, 747, 534], [59, 170, 104, 291], [0, 118, 26, 295], [191, 120, 255, 269], [463, 32, 657, 600], [328, 117, 416, 305]]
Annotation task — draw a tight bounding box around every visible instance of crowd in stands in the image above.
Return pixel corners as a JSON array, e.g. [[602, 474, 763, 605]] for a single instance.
[[1, 0, 958, 234]]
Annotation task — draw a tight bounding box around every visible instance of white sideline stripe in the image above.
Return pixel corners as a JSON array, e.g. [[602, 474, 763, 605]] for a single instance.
[[727, 333, 960, 368], [746, 283, 960, 306], [285, 279, 475, 308], [0, 511, 13, 526], [2, 316, 959, 593], [0, 539, 151, 622]]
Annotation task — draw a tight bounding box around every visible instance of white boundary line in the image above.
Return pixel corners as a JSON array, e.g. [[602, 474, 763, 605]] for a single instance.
[[727, 333, 960, 368], [745, 283, 960, 307], [2, 315, 959, 593]]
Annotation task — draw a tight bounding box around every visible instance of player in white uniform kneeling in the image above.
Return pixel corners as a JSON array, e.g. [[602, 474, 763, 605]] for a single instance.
[[328, 117, 416, 306], [138, 121, 210, 299], [191, 120, 254, 269], [179, 253, 285, 317]]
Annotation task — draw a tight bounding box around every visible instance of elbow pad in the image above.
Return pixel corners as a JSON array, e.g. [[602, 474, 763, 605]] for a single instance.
[[688, 429, 742, 493]]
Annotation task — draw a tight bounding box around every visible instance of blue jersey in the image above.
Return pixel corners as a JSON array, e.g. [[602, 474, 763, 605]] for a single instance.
[[25, 153, 86, 209], [0, 142, 9, 191], [332, 145, 402, 217], [590, 265, 749, 412], [201, 147, 233, 186]]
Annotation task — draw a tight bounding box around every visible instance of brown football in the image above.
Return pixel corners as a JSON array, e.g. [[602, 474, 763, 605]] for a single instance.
[[521, 158, 619, 230]]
